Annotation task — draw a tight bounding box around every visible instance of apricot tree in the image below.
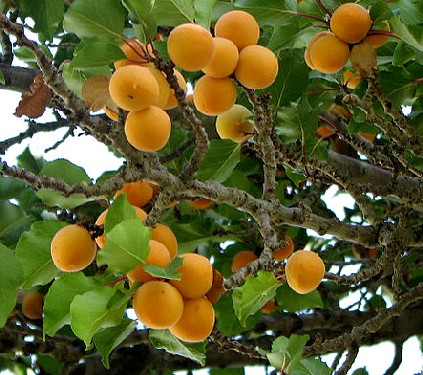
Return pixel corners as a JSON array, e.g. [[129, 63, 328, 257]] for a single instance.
[[0, 1, 422, 374]]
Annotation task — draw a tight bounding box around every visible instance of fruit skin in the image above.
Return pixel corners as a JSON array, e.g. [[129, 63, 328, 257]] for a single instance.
[[188, 198, 213, 210], [214, 10, 260, 50], [231, 250, 258, 272], [193, 75, 237, 115], [261, 298, 277, 314], [150, 223, 178, 260], [285, 250, 325, 294], [163, 69, 187, 110], [202, 37, 239, 78], [109, 65, 159, 111], [51, 224, 97, 272], [170, 253, 213, 298], [169, 296, 215, 342], [330, 3, 372, 44], [215, 104, 253, 143], [364, 20, 390, 48], [274, 235, 294, 261], [167, 23, 215, 72], [114, 39, 154, 69], [125, 106, 171, 152], [22, 290, 44, 320], [147, 67, 171, 108], [133, 281, 184, 329], [343, 70, 361, 89], [234, 45, 278, 89], [114, 180, 154, 208]]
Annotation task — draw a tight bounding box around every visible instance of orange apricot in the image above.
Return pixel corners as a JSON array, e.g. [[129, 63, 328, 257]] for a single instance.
[[51, 224, 97, 272], [202, 37, 239, 78], [147, 67, 171, 108], [125, 106, 171, 152], [170, 253, 213, 298], [231, 250, 258, 272], [215, 104, 254, 143], [22, 290, 44, 320], [167, 23, 215, 72], [316, 125, 335, 139], [193, 75, 237, 115], [114, 180, 154, 208], [103, 106, 119, 121], [261, 298, 277, 314], [343, 69, 361, 89], [163, 69, 188, 110], [285, 250, 325, 294], [330, 3, 372, 44], [109, 65, 159, 111], [274, 235, 295, 261], [114, 39, 154, 69], [150, 223, 178, 260], [360, 132, 376, 142], [127, 240, 172, 283], [214, 10, 260, 50], [364, 20, 390, 48], [170, 296, 215, 342], [234, 45, 278, 89], [133, 281, 184, 329], [188, 198, 213, 210]]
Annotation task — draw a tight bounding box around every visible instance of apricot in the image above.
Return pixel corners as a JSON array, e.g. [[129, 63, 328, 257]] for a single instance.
[[125, 106, 171, 152], [51, 224, 97, 272], [114, 180, 154, 208], [170, 253, 213, 298], [147, 67, 171, 108], [261, 298, 277, 314], [343, 70, 361, 89], [215, 104, 254, 143], [22, 290, 44, 320], [360, 132, 376, 142], [285, 250, 325, 294], [193, 76, 237, 115], [103, 106, 119, 121], [231, 250, 258, 272], [330, 3, 371, 44], [170, 296, 215, 342], [188, 198, 213, 210], [364, 20, 390, 48], [167, 23, 214, 72], [305, 31, 349, 74], [133, 281, 183, 329], [316, 125, 335, 139], [274, 235, 294, 261], [234, 45, 278, 89], [114, 39, 154, 69], [150, 223, 178, 260], [214, 10, 260, 50], [127, 240, 172, 283], [109, 65, 159, 111], [163, 69, 188, 110], [202, 37, 239, 78]]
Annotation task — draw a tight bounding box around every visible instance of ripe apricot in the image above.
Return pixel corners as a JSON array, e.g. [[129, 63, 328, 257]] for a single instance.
[[343, 70, 361, 89], [364, 21, 390, 48], [150, 223, 178, 260], [274, 235, 294, 261], [330, 3, 371, 44], [285, 250, 325, 294], [360, 132, 376, 142], [316, 125, 335, 139], [163, 69, 187, 110], [127, 240, 172, 283], [202, 37, 239, 78], [125, 106, 171, 152], [167, 23, 214, 72], [109, 65, 159, 111], [261, 298, 277, 314], [234, 45, 278, 89], [214, 10, 260, 50], [305, 31, 349, 74], [170, 253, 213, 298], [193, 76, 237, 115], [114, 180, 154, 208], [114, 39, 154, 69], [231, 250, 258, 272], [133, 281, 183, 329], [147, 67, 171, 108], [51, 224, 97, 272], [22, 290, 44, 320], [170, 296, 215, 342], [188, 198, 213, 210], [215, 104, 254, 143]]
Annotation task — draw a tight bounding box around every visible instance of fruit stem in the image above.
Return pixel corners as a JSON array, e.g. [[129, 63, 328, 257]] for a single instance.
[[319, 114, 341, 131], [315, 0, 332, 17], [366, 29, 401, 40], [289, 10, 329, 26], [108, 274, 128, 287]]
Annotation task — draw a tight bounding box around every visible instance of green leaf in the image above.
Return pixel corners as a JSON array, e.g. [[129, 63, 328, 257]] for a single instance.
[[0, 243, 23, 327], [232, 271, 278, 326], [17, 147, 45, 174], [104, 194, 141, 234], [63, 0, 126, 39], [267, 334, 309, 373], [16, 221, 66, 289], [296, 357, 331, 375], [197, 140, 241, 182], [209, 369, 245, 375], [43, 272, 99, 337], [149, 329, 206, 366], [0, 200, 32, 246], [143, 256, 183, 280], [276, 283, 323, 312], [194, 0, 217, 28], [70, 286, 129, 347], [94, 319, 136, 368], [352, 368, 370, 375], [233, 0, 295, 26], [390, 15, 422, 52]]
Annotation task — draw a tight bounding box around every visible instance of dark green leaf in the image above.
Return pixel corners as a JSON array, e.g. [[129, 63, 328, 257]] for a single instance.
[[143, 256, 183, 280], [194, 0, 218, 28], [276, 283, 323, 312], [0, 200, 32, 246], [267, 334, 309, 373]]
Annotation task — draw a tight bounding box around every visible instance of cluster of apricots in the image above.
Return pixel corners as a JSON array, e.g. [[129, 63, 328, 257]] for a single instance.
[[305, 3, 389, 78]]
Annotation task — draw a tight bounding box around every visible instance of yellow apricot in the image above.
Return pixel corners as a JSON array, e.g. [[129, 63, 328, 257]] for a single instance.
[[170, 253, 213, 298], [147, 67, 171, 108], [127, 240, 172, 283], [214, 10, 260, 50], [170, 296, 215, 342], [343, 70, 361, 89], [167, 23, 215, 72], [273, 235, 294, 261], [163, 69, 187, 110], [193, 75, 237, 115], [215, 104, 254, 143], [114, 39, 154, 69], [304, 31, 332, 70], [330, 3, 372, 44], [188, 198, 213, 210], [364, 20, 390, 48], [22, 290, 44, 320], [234, 45, 278, 89], [109, 65, 159, 111], [231, 250, 258, 272], [133, 281, 184, 329], [51, 224, 97, 272], [125, 106, 171, 152], [114, 180, 154, 208], [202, 37, 239, 78], [285, 250, 325, 294], [150, 223, 178, 260]]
